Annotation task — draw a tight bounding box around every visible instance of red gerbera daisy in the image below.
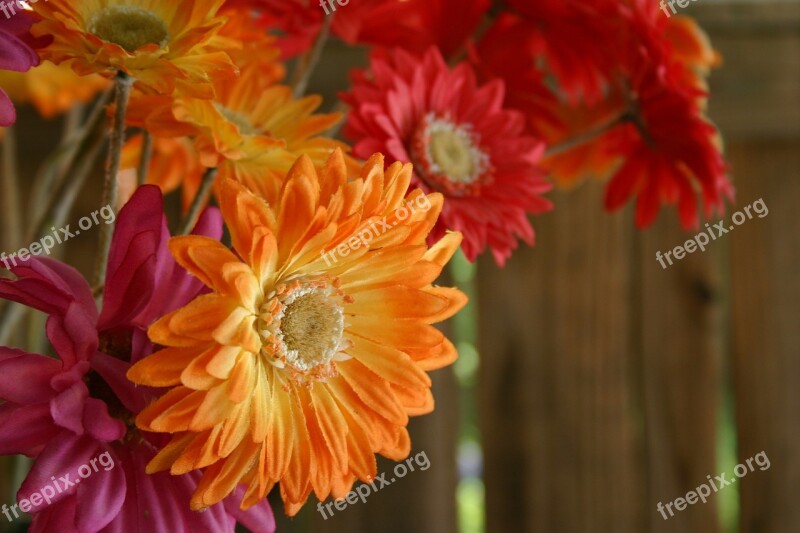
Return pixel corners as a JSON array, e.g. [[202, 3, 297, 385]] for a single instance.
[[475, 0, 731, 229], [334, 0, 491, 58], [343, 47, 552, 265], [230, 0, 490, 59], [604, 65, 732, 228]]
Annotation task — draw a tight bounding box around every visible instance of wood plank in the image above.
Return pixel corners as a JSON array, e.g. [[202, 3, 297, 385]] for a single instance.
[[477, 183, 644, 532], [639, 211, 724, 533], [728, 141, 800, 533], [694, 2, 800, 140]]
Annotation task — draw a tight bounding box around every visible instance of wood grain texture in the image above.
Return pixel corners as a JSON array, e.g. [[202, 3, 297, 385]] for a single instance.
[[477, 4, 800, 531], [728, 141, 800, 533], [640, 213, 723, 533], [477, 184, 644, 533], [696, 2, 800, 140]]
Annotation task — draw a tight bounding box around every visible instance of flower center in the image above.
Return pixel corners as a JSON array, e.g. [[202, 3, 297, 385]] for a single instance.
[[256, 279, 351, 381], [89, 329, 137, 433], [215, 104, 260, 136], [411, 113, 492, 196], [88, 6, 169, 52]]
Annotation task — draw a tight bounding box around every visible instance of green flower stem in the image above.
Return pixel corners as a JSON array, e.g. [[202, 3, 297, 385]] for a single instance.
[[180, 167, 218, 235], [137, 130, 154, 186], [92, 71, 133, 290]]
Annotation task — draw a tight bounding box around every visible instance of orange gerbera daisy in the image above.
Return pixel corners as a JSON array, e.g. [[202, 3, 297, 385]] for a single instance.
[[128, 150, 466, 515], [0, 60, 108, 118], [120, 133, 205, 211], [216, 6, 286, 81], [31, 0, 236, 97]]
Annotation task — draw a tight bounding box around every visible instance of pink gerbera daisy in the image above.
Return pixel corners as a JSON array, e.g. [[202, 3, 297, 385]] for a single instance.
[[343, 47, 552, 265], [0, 187, 275, 532], [0, 12, 42, 126]]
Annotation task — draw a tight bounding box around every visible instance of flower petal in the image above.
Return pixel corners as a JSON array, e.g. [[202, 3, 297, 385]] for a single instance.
[[0, 348, 61, 404]]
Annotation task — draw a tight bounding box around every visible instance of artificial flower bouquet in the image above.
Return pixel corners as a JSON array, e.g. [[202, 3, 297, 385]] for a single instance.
[[0, 0, 729, 531]]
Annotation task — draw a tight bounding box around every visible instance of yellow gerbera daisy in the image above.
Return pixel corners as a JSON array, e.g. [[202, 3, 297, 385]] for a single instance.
[[0, 60, 108, 118], [127, 61, 354, 205], [31, 0, 237, 97], [128, 150, 467, 515], [176, 62, 353, 200]]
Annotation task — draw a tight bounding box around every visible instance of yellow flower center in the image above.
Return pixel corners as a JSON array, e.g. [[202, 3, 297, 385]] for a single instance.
[[430, 129, 477, 182], [257, 279, 351, 380], [88, 6, 169, 53], [412, 113, 492, 196]]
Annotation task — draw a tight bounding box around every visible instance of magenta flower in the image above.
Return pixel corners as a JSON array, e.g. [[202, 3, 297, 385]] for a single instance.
[[0, 186, 275, 532], [0, 12, 42, 126]]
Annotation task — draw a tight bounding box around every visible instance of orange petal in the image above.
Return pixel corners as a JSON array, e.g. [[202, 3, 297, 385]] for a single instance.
[[345, 333, 431, 390], [127, 346, 204, 387], [336, 362, 407, 426], [310, 384, 349, 474]]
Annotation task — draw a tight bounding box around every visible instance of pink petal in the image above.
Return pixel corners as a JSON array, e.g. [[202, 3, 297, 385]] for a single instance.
[[74, 448, 126, 533], [0, 30, 38, 71], [18, 432, 98, 509], [100, 448, 139, 533], [50, 381, 89, 435], [133, 205, 222, 330], [29, 495, 79, 533], [225, 486, 276, 533], [0, 88, 15, 127], [0, 257, 95, 319], [0, 348, 62, 404], [99, 186, 163, 331], [0, 403, 59, 455], [82, 398, 126, 442], [90, 351, 154, 415], [36, 257, 97, 317], [45, 308, 98, 367], [111, 443, 235, 531]]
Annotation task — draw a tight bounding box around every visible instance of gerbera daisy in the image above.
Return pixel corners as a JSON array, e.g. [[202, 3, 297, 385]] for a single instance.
[[127, 62, 352, 206], [469, 11, 561, 135], [537, 96, 626, 188], [0, 60, 108, 119], [0, 186, 275, 532], [603, 65, 732, 228], [333, 0, 491, 58], [226, 0, 323, 59], [476, 0, 731, 229], [497, 0, 624, 105], [127, 150, 467, 515], [120, 133, 205, 212], [31, 0, 237, 98], [216, 5, 285, 81], [232, 0, 489, 59], [343, 47, 552, 265], [0, 12, 42, 126]]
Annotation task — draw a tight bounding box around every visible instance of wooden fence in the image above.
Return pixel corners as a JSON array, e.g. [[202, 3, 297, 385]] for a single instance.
[[479, 3, 800, 532]]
